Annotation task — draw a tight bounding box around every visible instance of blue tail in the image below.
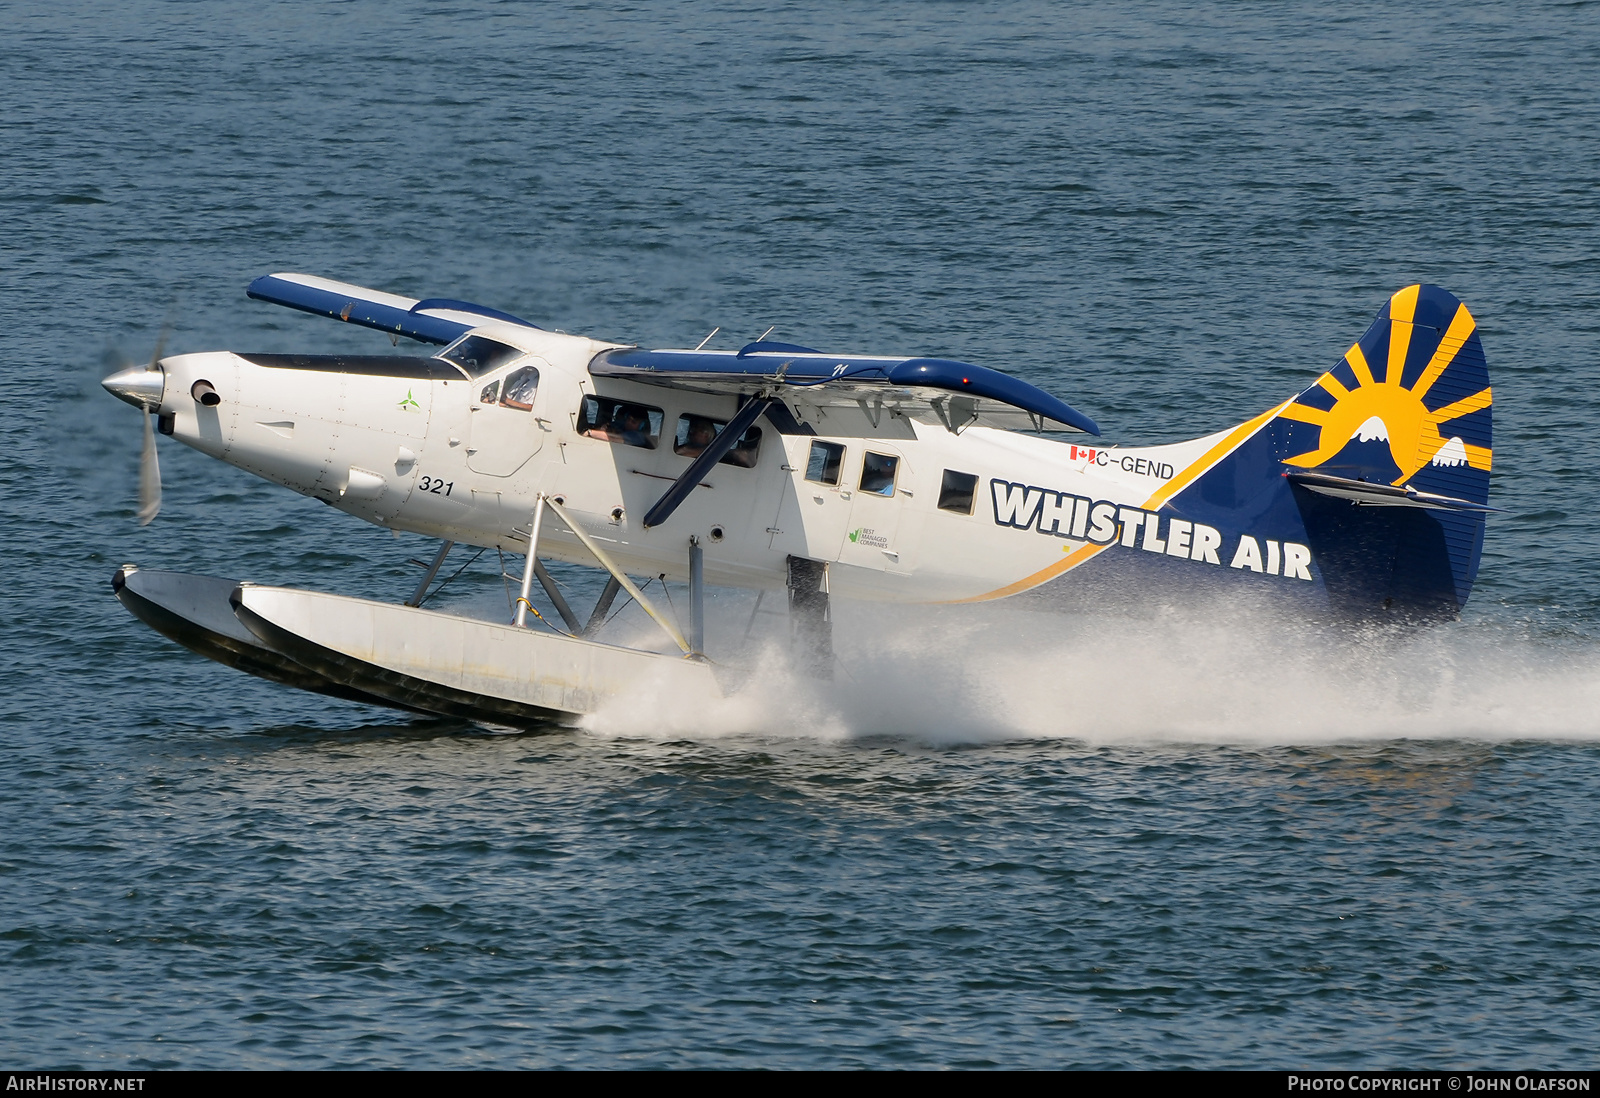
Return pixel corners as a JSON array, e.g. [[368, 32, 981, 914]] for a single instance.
[[1171, 284, 1493, 621]]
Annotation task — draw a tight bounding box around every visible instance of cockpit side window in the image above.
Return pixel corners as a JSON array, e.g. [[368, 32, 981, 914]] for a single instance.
[[439, 335, 524, 378], [499, 366, 540, 411], [579, 395, 663, 449]]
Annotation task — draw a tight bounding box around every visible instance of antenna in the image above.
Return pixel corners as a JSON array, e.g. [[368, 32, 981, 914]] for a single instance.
[[756, 325, 777, 342], [693, 327, 720, 351]]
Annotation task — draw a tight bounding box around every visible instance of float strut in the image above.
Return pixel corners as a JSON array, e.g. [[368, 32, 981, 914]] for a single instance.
[[533, 560, 582, 633], [743, 589, 767, 641], [689, 536, 705, 656], [513, 495, 547, 628], [407, 540, 454, 607], [584, 576, 623, 637], [543, 496, 693, 656]]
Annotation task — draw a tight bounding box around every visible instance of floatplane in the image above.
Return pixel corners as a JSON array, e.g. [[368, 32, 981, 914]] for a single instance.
[[103, 275, 1495, 725]]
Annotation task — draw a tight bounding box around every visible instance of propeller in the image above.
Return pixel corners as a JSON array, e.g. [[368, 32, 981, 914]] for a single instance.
[[137, 386, 161, 525], [102, 332, 169, 526]]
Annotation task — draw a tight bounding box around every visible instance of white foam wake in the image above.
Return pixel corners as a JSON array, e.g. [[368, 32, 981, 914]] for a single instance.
[[578, 598, 1600, 746]]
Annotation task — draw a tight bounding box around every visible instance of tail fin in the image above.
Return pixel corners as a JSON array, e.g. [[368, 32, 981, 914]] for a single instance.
[[1173, 285, 1492, 620], [1280, 285, 1491, 619], [1278, 284, 1491, 507]]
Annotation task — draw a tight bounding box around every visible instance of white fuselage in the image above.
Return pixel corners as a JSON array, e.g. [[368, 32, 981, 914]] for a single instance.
[[153, 322, 1269, 604]]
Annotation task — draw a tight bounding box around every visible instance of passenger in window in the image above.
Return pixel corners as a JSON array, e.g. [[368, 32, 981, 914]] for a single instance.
[[674, 415, 761, 466], [580, 403, 615, 441], [676, 416, 717, 458], [723, 427, 760, 468], [616, 407, 653, 448], [582, 396, 660, 448]]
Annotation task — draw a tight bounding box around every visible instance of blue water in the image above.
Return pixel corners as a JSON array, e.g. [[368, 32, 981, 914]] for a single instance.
[[5, 0, 1600, 1068]]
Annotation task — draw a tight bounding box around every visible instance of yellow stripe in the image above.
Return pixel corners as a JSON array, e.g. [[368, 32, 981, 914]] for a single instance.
[[1387, 321, 1414, 386], [1390, 284, 1421, 323], [1278, 403, 1329, 426], [1411, 303, 1476, 402], [1346, 343, 1375, 389], [1318, 373, 1350, 400], [1428, 386, 1492, 425], [948, 541, 1115, 604], [1384, 285, 1422, 387], [1143, 399, 1293, 512], [951, 399, 1295, 602]]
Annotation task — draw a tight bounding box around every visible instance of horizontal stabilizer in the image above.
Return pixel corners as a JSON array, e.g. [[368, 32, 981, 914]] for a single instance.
[[1285, 470, 1502, 513], [247, 273, 541, 345]]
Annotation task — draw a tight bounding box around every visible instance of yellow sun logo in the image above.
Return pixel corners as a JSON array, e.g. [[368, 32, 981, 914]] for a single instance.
[[1281, 285, 1492, 485]]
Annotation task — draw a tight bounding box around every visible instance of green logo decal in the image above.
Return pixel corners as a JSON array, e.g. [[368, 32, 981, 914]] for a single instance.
[[848, 528, 860, 543], [398, 389, 421, 411]]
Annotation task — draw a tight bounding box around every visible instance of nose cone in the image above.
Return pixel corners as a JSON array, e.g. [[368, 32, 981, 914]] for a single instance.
[[102, 364, 166, 409]]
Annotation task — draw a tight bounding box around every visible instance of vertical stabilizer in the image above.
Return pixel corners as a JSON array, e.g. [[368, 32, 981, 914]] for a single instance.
[[1171, 285, 1492, 620]]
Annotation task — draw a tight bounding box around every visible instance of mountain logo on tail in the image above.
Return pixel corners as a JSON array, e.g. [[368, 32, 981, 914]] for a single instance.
[[1278, 285, 1491, 499]]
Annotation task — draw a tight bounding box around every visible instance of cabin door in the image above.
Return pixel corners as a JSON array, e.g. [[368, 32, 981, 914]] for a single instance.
[[768, 436, 854, 561], [838, 444, 915, 575], [467, 358, 547, 477]]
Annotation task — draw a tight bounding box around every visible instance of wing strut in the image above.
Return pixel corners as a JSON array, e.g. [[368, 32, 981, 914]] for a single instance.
[[642, 397, 774, 529]]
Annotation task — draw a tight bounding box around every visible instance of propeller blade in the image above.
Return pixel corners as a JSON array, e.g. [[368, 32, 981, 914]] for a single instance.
[[137, 406, 161, 526], [133, 313, 173, 526], [146, 328, 168, 373]]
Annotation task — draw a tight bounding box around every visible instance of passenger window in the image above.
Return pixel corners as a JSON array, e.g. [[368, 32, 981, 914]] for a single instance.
[[805, 440, 845, 486], [938, 470, 978, 514], [579, 395, 663, 449], [499, 366, 540, 411], [479, 380, 500, 404], [674, 414, 762, 467], [859, 452, 899, 496], [439, 335, 524, 378]]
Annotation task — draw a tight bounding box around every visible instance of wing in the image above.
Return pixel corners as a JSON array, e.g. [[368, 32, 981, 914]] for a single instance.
[[590, 342, 1101, 436], [247, 273, 542, 346], [245, 276, 1100, 436]]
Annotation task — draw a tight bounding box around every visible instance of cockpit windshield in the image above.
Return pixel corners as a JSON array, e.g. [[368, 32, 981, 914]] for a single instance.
[[437, 335, 524, 378]]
